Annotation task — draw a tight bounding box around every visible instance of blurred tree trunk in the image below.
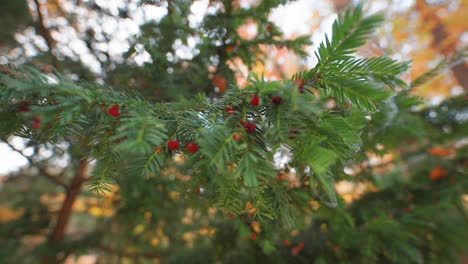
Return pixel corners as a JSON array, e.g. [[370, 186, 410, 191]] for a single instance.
[[41, 160, 88, 264], [31, 0, 57, 68]]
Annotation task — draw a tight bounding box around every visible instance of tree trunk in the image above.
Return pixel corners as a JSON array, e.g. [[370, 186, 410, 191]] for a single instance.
[[41, 159, 88, 264]]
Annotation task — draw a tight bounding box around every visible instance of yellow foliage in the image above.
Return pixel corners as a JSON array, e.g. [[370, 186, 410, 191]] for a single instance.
[[250, 221, 261, 233], [88, 206, 103, 217], [150, 237, 160, 247], [0, 205, 24, 222], [133, 224, 145, 235]]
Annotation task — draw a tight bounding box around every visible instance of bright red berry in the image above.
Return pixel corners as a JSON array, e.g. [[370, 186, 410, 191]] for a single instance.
[[283, 240, 290, 247], [294, 78, 304, 93], [271, 95, 282, 105], [266, 24, 272, 31], [232, 134, 242, 141], [225, 106, 236, 115], [186, 142, 198, 153], [243, 122, 256, 133], [250, 95, 260, 106], [228, 213, 235, 219], [167, 140, 179, 151], [107, 105, 120, 117]]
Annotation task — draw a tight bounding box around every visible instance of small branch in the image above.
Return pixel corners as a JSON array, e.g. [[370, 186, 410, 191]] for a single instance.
[[41, 159, 88, 264], [1, 138, 67, 189], [32, 0, 58, 67]]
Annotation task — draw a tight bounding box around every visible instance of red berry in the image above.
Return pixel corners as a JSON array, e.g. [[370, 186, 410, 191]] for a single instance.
[[243, 236, 248, 241], [226, 45, 234, 54], [271, 95, 282, 105], [186, 142, 198, 153], [266, 24, 272, 31], [290, 129, 299, 134], [167, 140, 179, 151], [250, 232, 257, 240], [283, 240, 290, 247], [225, 106, 236, 115], [228, 213, 235, 219], [153, 89, 160, 96], [297, 242, 304, 249], [277, 174, 286, 181], [19, 101, 30, 112], [429, 167, 447, 180], [243, 122, 256, 133], [294, 78, 304, 93], [107, 105, 120, 117], [31, 121, 41, 130], [196, 187, 201, 193], [232, 134, 242, 141], [250, 95, 260, 106]]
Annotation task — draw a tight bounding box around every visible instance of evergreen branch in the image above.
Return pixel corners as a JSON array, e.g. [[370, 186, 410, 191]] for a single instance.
[[331, 57, 410, 89], [319, 76, 390, 110], [315, 5, 384, 72]]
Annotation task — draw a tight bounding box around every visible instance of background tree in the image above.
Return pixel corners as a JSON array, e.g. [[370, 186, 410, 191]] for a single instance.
[[0, 1, 466, 264]]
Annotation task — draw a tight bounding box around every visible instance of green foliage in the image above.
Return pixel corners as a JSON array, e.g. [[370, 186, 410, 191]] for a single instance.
[[0, 0, 32, 45], [0, 3, 466, 264], [0, 1, 424, 225]]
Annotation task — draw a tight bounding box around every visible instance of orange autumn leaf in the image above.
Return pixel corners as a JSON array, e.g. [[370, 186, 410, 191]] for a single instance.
[[427, 148, 450, 157], [429, 167, 448, 180]]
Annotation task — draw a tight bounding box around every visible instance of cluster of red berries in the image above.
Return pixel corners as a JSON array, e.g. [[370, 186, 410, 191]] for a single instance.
[[243, 232, 257, 241], [242, 121, 256, 133], [288, 129, 300, 140], [166, 140, 199, 153], [291, 241, 305, 256]]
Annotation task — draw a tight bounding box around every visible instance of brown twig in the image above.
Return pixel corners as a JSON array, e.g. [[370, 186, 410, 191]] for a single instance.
[[32, 0, 58, 68]]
